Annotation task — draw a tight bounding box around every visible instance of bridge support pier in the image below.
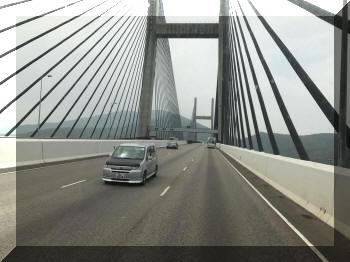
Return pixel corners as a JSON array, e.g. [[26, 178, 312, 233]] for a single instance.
[[137, 0, 228, 141], [189, 97, 216, 141], [136, 0, 159, 139], [217, 0, 229, 143]]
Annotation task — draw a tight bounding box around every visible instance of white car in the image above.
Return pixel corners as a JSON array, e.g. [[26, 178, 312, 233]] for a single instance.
[[166, 140, 179, 149], [207, 137, 216, 148], [103, 143, 158, 185]]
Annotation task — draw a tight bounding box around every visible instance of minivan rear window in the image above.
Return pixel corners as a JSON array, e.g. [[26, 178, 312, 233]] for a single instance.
[[207, 137, 216, 144], [112, 146, 145, 160]]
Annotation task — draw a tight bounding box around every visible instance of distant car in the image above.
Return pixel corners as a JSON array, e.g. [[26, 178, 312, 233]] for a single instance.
[[166, 140, 178, 149], [207, 137, 216, 149], [103, 143, 158, 185]]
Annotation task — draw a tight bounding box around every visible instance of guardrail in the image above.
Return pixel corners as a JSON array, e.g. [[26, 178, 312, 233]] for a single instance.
[[0, 138, 187, 170]]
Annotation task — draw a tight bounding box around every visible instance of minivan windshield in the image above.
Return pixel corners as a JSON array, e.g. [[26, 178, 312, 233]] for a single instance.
[[112, 146, 145, 160]]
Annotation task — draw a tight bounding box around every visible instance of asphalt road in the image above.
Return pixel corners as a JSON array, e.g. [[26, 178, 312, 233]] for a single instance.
[[2, 144, 339, 261]]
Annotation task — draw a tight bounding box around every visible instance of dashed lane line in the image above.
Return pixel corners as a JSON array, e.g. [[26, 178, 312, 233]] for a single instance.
[[160, 186, 170, 197], [61, 180, 86, 189]]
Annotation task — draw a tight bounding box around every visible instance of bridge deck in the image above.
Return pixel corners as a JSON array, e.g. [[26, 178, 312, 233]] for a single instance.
[[1, 144, 340, 261]]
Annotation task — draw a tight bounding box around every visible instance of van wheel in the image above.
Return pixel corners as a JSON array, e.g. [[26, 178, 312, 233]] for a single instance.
[[154, 165, 158, 177], [141, 172, 147, 185]]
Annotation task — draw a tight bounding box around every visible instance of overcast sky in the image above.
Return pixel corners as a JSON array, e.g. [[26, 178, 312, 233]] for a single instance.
[[0, 0, 348, 135]]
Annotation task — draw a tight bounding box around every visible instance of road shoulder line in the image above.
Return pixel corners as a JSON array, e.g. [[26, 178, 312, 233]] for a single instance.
[[219, 152, 328, 262]]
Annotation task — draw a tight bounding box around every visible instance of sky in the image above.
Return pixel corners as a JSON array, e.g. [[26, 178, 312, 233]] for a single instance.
[[0, 0, 349, 135]]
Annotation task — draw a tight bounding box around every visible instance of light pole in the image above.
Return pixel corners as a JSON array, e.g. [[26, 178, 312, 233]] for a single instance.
[[37, 74, 52, 137]]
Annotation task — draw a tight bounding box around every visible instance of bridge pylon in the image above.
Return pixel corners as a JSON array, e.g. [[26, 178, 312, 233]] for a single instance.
[[189, 97, 215, 141], [136, 0, 159, 139]]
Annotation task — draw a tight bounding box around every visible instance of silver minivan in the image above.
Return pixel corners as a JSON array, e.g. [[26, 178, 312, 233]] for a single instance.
[[103, 143, 158, 185]]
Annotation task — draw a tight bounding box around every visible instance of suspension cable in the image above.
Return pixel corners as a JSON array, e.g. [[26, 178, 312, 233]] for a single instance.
[[104, 19, 147, 139], [79, 17, 143, 138], [0, 0, 113, 60], [94, 18, 146, 139], [0, 2, 127, 116], [232, 13, 263, 151], [0, 0, 86, 34], [234, 9, 279, 155], [239, 1, 309, 160]]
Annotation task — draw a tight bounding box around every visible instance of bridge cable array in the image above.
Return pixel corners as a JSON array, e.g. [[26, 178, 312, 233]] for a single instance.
[[0, 0, 32, 11], [0, 0, 152, 139], [0, 0, 86, 34], [0, 0, 126, 117], [152, 1, 183, 140], [221, 0, 348, 161]]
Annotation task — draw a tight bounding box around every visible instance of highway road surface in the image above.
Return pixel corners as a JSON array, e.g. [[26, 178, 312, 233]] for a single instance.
[[1, 144, 342, 261]]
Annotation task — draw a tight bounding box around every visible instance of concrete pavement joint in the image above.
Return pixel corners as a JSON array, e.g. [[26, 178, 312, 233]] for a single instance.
[[219, 152, 329, 262]]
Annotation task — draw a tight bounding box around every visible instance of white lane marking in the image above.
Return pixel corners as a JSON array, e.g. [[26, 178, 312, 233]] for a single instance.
[[183, 166, 188, 171], [61, 180, 86, 189], [160, 186, 170, 197], [220, 154, 329, 262]]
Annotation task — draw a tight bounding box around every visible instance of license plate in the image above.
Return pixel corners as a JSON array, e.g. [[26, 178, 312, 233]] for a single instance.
[[117, 173, 126, 179]]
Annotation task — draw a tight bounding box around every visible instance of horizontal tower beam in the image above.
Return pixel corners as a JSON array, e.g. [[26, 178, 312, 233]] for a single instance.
[[195, 116, 212, 120], [156, 23, 219, 38], [149, 126, 218, 134]]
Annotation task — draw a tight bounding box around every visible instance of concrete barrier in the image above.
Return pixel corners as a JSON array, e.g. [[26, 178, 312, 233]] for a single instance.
[[0, 138, 187, 170], [42, 139, 100, 163], [15, 139, 44, 167], [334, 166, 350, 240], [0, 138, 16, 169], [219, 144, 334, 229]]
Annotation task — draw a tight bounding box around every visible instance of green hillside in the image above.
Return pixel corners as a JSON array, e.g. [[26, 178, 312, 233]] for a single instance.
[[6, 111, 334, 165], [246, 132, 334, 165]]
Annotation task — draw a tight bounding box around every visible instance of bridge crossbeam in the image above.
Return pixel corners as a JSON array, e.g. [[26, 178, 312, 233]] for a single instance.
[[195, 116, 212, 120], [149, 126, 218, 134], [156, 23, 219, 38]]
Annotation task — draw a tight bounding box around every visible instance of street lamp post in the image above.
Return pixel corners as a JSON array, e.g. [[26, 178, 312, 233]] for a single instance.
[[37, 74, 52, 137]]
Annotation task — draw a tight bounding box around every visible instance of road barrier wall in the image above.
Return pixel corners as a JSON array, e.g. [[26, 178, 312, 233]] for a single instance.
[[219, 144, 334, 229], [0, 138, 187, 170], [334, 166, 350, 240]]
